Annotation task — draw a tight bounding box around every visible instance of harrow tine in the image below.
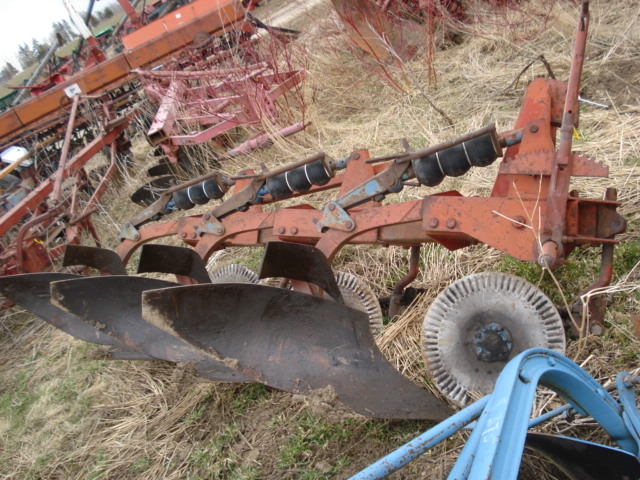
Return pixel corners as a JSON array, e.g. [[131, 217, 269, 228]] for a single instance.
[[0, 273, 140, 353], [137, 244, 210, 283], [142, 283, 454, 420], [50, 276, 250, 383], [525, 433, 640, 479], [63, 245, 127, 275], [259, 242, 344, 303]]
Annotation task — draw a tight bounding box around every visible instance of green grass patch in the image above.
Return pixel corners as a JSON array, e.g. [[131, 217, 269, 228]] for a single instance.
[[220, 383, 273, 414], [278, 413, 355, 469]]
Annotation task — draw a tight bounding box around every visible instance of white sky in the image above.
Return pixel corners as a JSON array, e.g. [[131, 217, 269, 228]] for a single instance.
[[0, 0, 114, 66]]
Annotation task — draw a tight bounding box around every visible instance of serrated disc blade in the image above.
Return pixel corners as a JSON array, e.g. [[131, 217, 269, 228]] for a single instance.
[[525, 433, 640, 480], [422, 272, 566, 406], [142, 283, 453, 420], [63, 245, 126, 275], [209, 264, 259, 284], [0, 273, 138, 352], [137, 244, 210, 283], [50, 276, 250, 383], [336, 271, 383, 335]]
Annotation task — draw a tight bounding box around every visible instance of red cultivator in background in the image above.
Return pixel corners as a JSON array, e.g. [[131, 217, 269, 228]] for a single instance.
[[136, 63, 306, 164]]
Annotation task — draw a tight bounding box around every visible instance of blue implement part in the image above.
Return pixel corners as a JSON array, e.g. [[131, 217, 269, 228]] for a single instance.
[[350, 348, 640, 480]]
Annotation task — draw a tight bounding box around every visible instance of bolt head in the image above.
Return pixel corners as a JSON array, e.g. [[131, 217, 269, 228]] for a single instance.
[[590, 323, 604, 336], [291, 227, 298, 234], [512, 216, 526, 229], [529, 124, 539, 133], [328, 204, 336, 211], [428, 218, 439, 228], [277, 226, 285, 234], [446, 218, 457, 229]]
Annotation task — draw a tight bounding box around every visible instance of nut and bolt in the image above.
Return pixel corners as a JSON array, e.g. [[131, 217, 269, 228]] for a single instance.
[[512, 216, 526, 229], [345, 220, 354, 230], [181, 232, 187, 238], [529, 124, 539, 133], [291, 227, 298, 234], [351, 153, 360, 160], [446, 218, 457, 229], [328, 204, 336, 211], [427, 218, 439, 228], [277, 226, 286, 234]]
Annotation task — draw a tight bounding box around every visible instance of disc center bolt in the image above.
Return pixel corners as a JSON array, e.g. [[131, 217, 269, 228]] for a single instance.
[[472, 323, 513, 362]]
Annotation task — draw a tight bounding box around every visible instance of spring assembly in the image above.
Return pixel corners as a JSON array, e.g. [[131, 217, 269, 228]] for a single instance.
[[266, 159, 334, 199], [411, 131, 502, 187], [172, 178, 227, 210]]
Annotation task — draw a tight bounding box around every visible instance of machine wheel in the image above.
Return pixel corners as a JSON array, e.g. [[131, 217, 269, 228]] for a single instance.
[[209, 264, 259, 284], [336, 272, 384, 335], [422, 272, 565, 406]]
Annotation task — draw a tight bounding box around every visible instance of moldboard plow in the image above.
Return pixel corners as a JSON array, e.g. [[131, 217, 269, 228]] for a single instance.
[[0, 1, 628, 421]]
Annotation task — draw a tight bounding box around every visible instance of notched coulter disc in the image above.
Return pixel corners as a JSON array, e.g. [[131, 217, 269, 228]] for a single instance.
[[209, 264, 259, 284], [422, 272, 565, 406], [335, 272, 383, 335]]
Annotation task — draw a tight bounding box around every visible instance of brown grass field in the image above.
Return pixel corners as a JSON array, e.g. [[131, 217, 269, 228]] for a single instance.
[[1, 0, 639, 478]]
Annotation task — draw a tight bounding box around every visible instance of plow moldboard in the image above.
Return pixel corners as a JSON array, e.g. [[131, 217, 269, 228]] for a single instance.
[[0, 273, 140, 355], [142, 283, 453, 420], [50, 276, 250, 383]]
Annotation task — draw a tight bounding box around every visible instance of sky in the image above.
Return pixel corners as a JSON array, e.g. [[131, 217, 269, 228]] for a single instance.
[[0, 0, 114, 67]]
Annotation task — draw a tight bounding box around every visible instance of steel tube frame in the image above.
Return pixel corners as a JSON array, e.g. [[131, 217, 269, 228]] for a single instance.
[[350, 348, 640, 480]]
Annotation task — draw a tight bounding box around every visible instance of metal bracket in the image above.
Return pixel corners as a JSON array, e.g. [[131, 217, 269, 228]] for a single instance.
[[315, 201, 356, 232], [196, 213, 225, 236], [118, 221, 141, 241]]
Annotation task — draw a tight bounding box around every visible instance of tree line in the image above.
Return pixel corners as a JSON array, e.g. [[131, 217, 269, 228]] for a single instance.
[[0, 4, 119, 83]]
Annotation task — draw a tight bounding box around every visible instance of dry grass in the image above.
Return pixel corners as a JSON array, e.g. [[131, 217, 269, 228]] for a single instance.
[[1, 0, 640, 478]]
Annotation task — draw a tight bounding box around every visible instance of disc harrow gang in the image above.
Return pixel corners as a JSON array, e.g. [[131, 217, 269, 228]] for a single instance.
[[0, 1, 629, 421]]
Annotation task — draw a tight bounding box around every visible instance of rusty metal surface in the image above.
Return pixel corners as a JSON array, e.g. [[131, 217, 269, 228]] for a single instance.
[[137, 244, 210, 283], [259, 242, 344, 303], [525, 432, 640, 479], [0, 273, 139, 352], [50, 276, 249, 382], [141, 283, 453, 420], [63, 245, 127, 275]]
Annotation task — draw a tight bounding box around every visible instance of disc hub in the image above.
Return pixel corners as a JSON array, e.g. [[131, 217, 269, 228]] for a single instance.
[[472, 322, 512, 362]]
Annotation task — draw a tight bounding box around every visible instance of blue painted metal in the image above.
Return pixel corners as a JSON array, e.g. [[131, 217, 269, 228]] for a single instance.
[[349, 348, 640, 480]]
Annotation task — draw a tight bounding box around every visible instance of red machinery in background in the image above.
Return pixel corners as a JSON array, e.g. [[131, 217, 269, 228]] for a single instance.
[[0, 0, 305, 279]]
